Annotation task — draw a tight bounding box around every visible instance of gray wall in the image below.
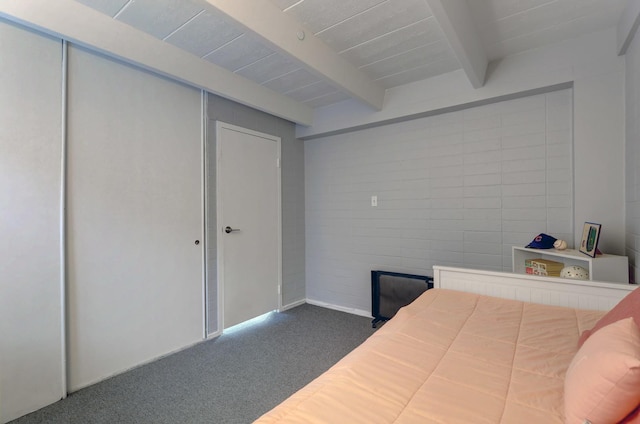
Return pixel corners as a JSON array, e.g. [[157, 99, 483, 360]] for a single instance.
[[206, 95, 305, 333], [301, 29, 626, 258], [626, 28, 640, 284], [305, 90, 573, 313]]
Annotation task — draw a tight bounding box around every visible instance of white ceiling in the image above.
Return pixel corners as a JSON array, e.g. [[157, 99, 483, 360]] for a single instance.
[[73, 0, 627, 111]]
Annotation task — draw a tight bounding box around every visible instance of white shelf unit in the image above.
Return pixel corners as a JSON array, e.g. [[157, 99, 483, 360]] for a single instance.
[[512, 246, 629, 284]]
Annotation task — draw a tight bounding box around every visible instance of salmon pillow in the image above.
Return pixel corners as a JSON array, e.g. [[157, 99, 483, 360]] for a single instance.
[[565, 318, 640, 424], [622, 405, 640, 423], [578, 287, 640, 348]]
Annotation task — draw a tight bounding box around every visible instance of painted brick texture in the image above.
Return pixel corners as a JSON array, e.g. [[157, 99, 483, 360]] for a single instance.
[[305, 90, 573, 311]]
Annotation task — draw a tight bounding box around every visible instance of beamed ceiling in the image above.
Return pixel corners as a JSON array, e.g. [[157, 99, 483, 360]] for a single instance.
[[0, 0, 631, 125]]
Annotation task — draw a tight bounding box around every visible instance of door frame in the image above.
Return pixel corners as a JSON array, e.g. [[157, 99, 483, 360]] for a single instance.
[[215, 121, 282, 333]]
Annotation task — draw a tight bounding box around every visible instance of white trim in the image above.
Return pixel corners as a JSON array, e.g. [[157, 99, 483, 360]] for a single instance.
[[215, 121, 282, 331], [208, 328, 223, 339], [215, 123, 224, 334], [305, 298, 372, 318], [59, 38, 68, 400], [280, 298, 306, 311], [201, 90, 207, 340], [277, 140, 283, 313], [433, 266, 634, 311]]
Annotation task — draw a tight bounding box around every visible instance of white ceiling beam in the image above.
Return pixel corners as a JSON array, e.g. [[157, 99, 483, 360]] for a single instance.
[[425, 0, 488, 89], [617, 0, 640, 55], [0, 0, 313, 125], [202, 0, 386, 111]]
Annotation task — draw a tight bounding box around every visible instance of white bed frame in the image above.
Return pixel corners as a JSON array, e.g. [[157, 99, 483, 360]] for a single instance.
[[433, 266, 635, 311]]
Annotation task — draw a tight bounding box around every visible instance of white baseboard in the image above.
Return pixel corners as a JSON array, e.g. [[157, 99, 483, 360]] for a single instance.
[[305, 298, 372, 318], [280, 298, 306, 311]]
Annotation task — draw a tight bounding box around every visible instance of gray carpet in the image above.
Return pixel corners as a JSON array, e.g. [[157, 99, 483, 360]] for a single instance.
[[11, 304, 377, 424]]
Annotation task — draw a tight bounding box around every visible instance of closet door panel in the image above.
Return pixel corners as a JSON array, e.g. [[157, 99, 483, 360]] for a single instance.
[[66, 46, 203, 390], [0, 20, 64, 422]]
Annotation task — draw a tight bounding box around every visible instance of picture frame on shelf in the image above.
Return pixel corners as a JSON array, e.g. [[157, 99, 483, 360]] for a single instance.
[[579, 222, 601, 258]]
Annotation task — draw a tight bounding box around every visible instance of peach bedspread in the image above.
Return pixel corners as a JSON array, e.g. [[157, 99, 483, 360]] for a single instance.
[[255, 288, 605, 424]]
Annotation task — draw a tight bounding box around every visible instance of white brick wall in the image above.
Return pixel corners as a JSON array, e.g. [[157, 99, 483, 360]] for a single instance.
[[306, 90, 574, 311], [626, 30, 640, 284]]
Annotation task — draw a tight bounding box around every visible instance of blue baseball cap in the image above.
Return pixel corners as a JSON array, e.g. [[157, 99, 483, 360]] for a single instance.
[[526, 233, 557, 249]]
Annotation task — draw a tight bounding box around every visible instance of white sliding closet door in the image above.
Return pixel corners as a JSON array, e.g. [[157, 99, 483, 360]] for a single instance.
[[0, 21, 64, 422], [66, 46, 204, 390]]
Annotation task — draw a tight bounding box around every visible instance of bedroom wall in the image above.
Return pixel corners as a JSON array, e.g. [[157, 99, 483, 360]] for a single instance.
[[300, 28, 626, 258], [205, 95, 305, 331], [302, 28, 626, 314], [0, 20, 64, 423], [625, 24, 640, 284], [305, 90, 573, 314]]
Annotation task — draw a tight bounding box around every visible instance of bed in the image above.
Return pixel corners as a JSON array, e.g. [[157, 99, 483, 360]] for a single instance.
[[255, 266, 640, 424]]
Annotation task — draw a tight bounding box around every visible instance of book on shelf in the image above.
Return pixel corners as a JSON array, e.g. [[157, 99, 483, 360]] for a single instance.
[[525, 258, 564, 277]]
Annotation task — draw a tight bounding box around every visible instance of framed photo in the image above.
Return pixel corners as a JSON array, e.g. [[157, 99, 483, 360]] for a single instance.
[[579, 222, 601, 257]]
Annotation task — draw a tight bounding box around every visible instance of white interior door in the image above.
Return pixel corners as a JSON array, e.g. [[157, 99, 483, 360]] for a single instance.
[[217, 122, 281, 329]]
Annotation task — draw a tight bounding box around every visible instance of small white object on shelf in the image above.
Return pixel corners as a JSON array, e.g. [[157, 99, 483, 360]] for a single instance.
[[553, 239, 568, 250], [560, 265, 589, 280], [512, 246, 629, 284]]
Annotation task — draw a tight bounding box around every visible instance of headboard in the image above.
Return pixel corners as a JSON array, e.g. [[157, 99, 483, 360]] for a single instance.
[[433, 266, 635, 311]]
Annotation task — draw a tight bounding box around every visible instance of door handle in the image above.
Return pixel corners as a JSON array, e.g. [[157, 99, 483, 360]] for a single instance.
[[224, 226, 240, 234]]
